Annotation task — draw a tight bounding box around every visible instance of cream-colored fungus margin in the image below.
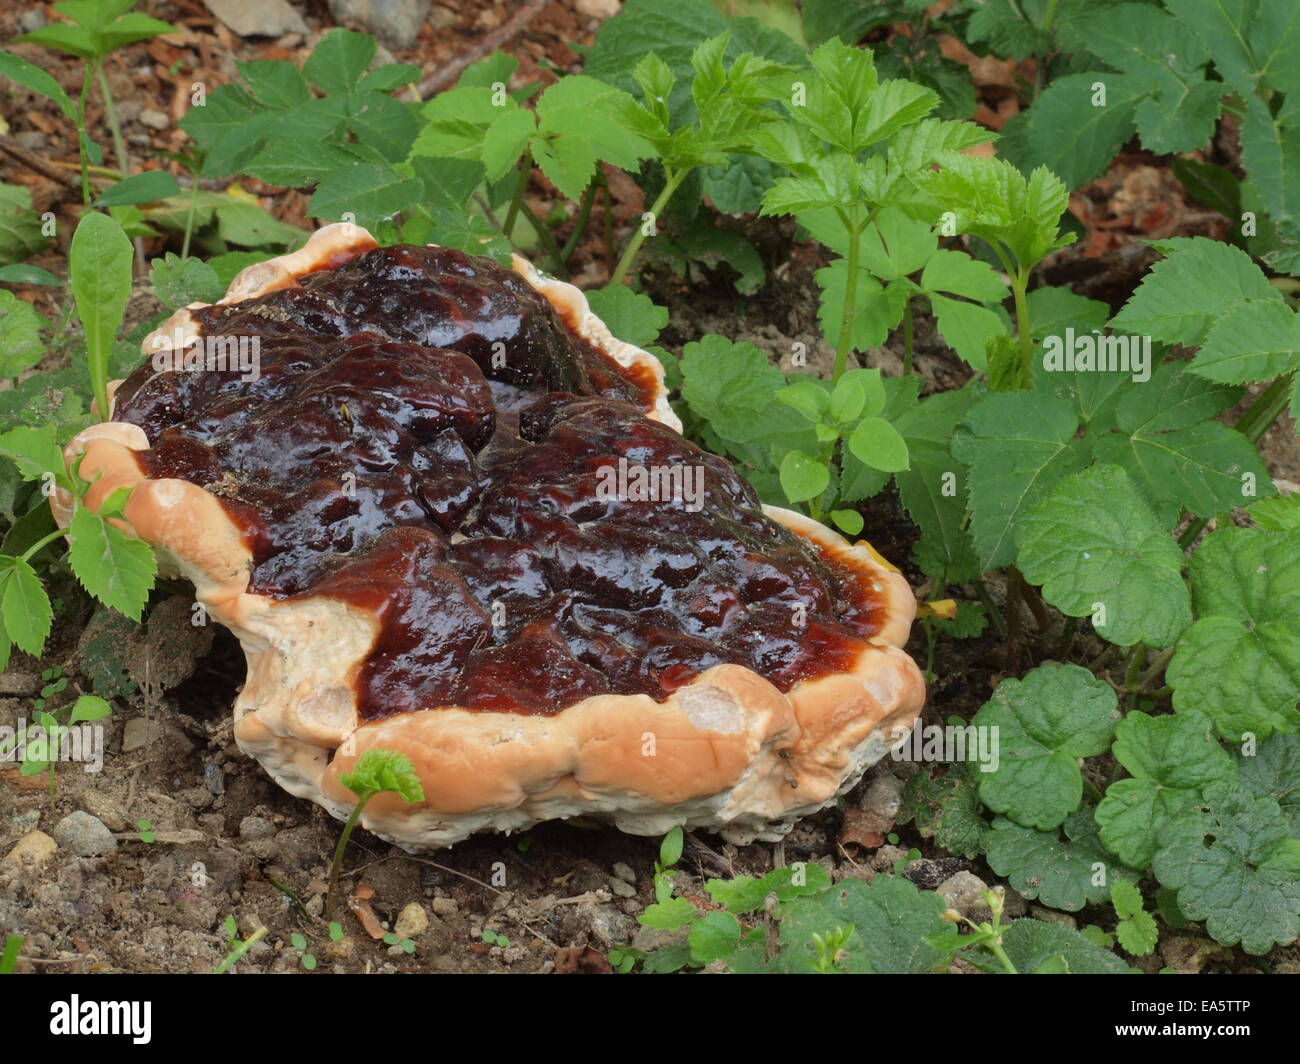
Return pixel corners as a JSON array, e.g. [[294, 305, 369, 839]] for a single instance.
[[52, 225, 925, 850]]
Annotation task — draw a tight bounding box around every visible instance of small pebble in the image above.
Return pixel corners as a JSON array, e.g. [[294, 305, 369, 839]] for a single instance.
[[52, 812, 117, 857]]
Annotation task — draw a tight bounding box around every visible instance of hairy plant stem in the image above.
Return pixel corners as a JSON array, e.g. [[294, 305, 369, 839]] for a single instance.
[[611, 168, 686, 286], [560, 177, 599, 262], [325, 795, 372, 922], [1138, 645, 1176, 690]]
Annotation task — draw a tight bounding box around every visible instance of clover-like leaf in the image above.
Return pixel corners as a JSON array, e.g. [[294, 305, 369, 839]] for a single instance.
[[338, 747, 425, 804], [973, 663, 1120, 831]]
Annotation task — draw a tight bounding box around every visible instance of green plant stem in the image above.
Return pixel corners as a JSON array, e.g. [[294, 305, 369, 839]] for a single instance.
[[325, 793, 372, 922], [1040, 0, 1062, 32], [973, 578, 1008, 639], [611, 168, 687, 286], [596, 170, 615, 277], [902, 297, 915, 375], [20, 528, 70, 562], [986, 937, 1018, 975], [181, 173, 201, 259], [519, 200, 568, 279], [212, 926, 267, 975], [95, 60, 130, 178], [1138, 645, 1176, 690], [1238, 373, 1292, 444], [77, 67, 93, 207], [1009, 266, 1034, 388], [502, 154, 531, 242], [831, 209, 863, 383], [1056, 614, 1078, 657], [560, 178, 599, 262], [1123, 643, 1147, 710]]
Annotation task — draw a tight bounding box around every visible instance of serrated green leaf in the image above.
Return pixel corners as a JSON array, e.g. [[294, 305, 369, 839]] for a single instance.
[[337, 747, 425, 803], [1110, 237, 1281, 346], [1191, 298, 1300, 385], [584, 286, 667, 348], [302, 28, 375, 97], [1235, 732, 1300, 835], [67, 506, 156, 620], [0, 291, 46, 378], [950, 391, 1086, 570], [308, 164, 422, 229], [983, 918, 1130, 974], [0, 556, 51, 656]]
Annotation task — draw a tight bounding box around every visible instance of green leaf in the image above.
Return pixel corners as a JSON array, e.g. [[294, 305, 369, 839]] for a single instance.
[[337, 747, 425, 804], [846, 417, 908, 473], [679, 334, 786, 445], [478, 110, 536, 183], [950, 391, 1087, 570], [999, 75, 1141, 191], [814, 260, 905, 354], [302, 28, 376, 97], [94, 171, 180, 207], [149, 253, 223, 308], [1250, 495, 1300, 532], [69, 211, 133, 417], [900, 768, 987, 858], [687, 910, 741, 964], [773, 876, 948, 974], [68, 693, 111, 724], [1152, 782, 1300, 954], [705, 863, 832, 915], [989, 918, 1130, 974], [984, 807, 1138, 912], [1095, 710, 1234, 868], [67, 506, 156, 620], [1015, 464, 1192, 647], [639, 896, 697, 932], [584, 286, 667, 348], [243, 139, 362, 188], [1109, 237, 1281, 346], [0, 50, 77, 118], [779, 450, 830, 503], [308, 164, 422, 229], [530, 134, 598, 202], [0, 264, 59, 286], [1169, 527, 1300, 740], [1089, 364, 1272, 525], [0, 424, 68, 488], [973, 663, 1120, 831], [0, 291, 47, 378], [915, 154, 1074, 272], [1190, 298, 1300, 385], [0, 556, 51, 656], [1235, 732, 1300, 836], [0, 183, 51, 266], [893, 385, 982, 582]]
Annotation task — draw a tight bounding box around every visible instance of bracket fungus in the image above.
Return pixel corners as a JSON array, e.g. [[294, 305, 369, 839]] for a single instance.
[[54, 223, 925, 850]]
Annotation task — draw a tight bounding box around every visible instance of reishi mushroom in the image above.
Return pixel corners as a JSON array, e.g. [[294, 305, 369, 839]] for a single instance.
[[53, 223, 925, 850]]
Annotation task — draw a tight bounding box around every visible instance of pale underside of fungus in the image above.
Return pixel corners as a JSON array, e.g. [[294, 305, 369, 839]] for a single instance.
[[54, 223, 925, 850]]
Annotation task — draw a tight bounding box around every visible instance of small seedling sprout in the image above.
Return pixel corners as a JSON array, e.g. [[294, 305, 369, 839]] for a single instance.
[[324, 748, 425, 921]]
